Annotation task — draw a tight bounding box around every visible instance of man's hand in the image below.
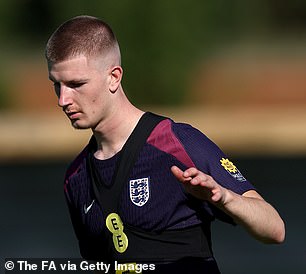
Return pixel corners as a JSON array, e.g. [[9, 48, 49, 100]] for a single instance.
[[171, 165, 228, 204], [171, 165, 285, 244]]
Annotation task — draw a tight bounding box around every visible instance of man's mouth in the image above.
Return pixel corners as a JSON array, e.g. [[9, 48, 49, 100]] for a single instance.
[[66, 111, 80, 120]]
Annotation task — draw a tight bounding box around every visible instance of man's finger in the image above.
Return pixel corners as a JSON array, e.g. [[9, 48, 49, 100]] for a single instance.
[[171, 166, 192, 182]]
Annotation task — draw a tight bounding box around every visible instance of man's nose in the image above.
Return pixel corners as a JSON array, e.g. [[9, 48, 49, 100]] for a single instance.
[[58, 87, 73, 108]]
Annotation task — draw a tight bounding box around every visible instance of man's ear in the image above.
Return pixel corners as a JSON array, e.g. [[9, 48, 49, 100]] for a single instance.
[[109, 66, 123, 93]]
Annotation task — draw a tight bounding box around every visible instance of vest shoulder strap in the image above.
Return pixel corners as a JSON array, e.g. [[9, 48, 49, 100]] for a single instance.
[[88, 112, 166, 215]]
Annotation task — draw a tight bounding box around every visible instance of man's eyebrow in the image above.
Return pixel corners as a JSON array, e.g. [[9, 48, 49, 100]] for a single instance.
[[67, 79, 89, 83], [48, 77, 89, 83]]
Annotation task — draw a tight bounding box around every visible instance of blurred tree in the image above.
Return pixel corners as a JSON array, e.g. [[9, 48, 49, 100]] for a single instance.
[[267, 0, 306, 31], [8, 0, 55, 43]]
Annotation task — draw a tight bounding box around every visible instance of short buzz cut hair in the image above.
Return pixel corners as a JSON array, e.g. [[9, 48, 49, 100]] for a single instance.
[[45, 15, 120, 63]]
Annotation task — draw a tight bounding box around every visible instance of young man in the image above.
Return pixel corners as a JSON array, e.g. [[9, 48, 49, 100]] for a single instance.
[[45, 15, 285, 273]]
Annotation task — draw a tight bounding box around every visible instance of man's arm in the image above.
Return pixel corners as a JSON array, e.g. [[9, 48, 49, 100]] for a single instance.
[[171, 166, 285, 244]]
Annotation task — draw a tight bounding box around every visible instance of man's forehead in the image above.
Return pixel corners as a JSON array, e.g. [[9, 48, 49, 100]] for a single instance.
[[49, 54, 109, 73], [50, 55, 104, 75], [49, 55, 89, 69]]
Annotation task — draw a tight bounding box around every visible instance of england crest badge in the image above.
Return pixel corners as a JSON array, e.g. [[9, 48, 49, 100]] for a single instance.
[[129, 177, 150, 207]]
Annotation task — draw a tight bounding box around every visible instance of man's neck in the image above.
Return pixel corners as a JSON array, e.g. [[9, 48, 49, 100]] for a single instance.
[[92, 106, 144, 160]]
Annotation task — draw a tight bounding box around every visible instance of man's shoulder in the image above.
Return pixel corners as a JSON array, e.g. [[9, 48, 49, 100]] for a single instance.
[[65, 137, 93, 180], [147, 116, 205, 144]]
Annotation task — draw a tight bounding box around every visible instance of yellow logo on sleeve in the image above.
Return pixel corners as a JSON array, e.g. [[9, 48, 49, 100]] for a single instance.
[[220, 158, 246, 182], [220, 158, 237, 173]]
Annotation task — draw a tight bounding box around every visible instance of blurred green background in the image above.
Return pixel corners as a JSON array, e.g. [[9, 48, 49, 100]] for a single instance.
[[0, 1, 305, 273], [1, 0, 306, 107]]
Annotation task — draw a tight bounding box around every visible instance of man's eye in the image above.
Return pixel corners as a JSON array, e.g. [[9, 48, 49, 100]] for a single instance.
[[68, 82, 85, 89]]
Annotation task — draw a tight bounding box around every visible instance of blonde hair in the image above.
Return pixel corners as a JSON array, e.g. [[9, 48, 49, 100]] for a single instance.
[[45, 15, 120, 63]]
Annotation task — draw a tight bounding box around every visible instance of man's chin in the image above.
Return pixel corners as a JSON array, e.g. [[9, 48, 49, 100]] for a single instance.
[[71, 120, 90, 130]]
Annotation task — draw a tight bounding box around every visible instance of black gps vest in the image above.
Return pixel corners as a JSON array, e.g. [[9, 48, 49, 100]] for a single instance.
[[86, 112, 213, 263]]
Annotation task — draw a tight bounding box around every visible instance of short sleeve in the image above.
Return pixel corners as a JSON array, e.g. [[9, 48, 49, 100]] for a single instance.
[[171, 122, 256, 195]]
